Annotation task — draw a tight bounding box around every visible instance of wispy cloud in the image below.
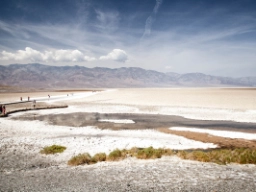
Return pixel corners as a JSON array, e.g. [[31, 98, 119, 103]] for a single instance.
[[0, 20, 122, 54], [141, 0, 163, 40], [95, 9, 120, 33]]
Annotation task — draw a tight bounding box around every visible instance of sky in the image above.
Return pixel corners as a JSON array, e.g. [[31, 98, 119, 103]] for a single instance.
[[0, 0, 256, 77]]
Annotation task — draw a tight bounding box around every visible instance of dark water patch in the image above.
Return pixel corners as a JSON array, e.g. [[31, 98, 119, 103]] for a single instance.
[[12, 112, 256, 133]]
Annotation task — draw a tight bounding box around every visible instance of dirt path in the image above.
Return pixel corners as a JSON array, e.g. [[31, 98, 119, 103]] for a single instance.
[[0, 102, 68, 117]]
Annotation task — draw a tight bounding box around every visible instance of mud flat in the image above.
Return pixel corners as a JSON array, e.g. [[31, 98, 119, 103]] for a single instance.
[[1, 88, 256, 191]]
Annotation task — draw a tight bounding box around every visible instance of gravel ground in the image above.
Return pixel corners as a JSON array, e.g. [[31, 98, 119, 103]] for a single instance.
[[1, 155, 256, 192]]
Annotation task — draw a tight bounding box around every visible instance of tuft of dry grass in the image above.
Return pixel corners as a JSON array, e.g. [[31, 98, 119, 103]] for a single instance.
[[136, 147, 163, 159], [91, 153, 107, 163], [107, 149, 124, 161], [68, 152, 107, 166], [177, 148, 256, 165], [67, 147, 256, 166], [68, 153, 92, 166], [40, 145, 66, 155]]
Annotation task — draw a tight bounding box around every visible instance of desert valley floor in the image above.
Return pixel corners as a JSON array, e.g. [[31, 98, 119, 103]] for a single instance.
[[1, 88, 256, 191]]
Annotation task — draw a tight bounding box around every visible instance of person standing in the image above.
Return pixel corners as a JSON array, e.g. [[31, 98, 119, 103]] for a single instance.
[[2, 105, 6, 115]]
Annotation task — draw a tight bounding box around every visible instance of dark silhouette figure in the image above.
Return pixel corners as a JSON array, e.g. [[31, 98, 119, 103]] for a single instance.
[[2, 105, 6, 115]]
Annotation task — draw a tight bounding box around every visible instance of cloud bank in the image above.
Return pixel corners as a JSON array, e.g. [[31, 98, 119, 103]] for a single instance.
[[100, 49, 128, 62], [0, 47, 129, 63], [0, 47, 96, 62]]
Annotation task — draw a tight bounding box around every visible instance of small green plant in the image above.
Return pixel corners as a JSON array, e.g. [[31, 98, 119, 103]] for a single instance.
[[68, 153, 92, 166], [107, 149, 124, 161], [40, 145, 66, 155]]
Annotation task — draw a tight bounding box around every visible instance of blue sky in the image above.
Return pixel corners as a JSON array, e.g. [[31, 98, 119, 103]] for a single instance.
[[0, 0, 256, 77]]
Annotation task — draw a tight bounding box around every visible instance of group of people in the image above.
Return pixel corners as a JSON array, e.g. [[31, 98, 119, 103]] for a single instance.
[[0, 105, 6, 115]]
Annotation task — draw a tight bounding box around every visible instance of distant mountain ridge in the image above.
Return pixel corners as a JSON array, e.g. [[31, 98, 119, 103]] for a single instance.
[[0, 63, 256, 89]]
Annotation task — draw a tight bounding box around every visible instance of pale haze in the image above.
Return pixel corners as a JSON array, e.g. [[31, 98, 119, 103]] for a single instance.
[[0, 0, 256, 77]]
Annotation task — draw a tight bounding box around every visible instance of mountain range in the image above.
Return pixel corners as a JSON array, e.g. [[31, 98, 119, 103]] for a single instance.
[[0, 63, 256, 89]]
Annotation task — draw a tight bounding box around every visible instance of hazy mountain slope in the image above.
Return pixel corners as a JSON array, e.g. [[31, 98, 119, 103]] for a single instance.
[[0, 63, 255, 89]]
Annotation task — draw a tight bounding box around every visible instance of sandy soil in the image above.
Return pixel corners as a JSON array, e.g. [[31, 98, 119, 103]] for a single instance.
[[159, 128, 256, 149]]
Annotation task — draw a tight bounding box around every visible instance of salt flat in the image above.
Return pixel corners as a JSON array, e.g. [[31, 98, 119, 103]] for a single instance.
[[1, 88, 256, 191], [21, 88, 255, 123]]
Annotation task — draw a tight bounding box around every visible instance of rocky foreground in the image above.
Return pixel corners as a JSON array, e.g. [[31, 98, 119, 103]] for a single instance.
[[1, 152, 256, 192]]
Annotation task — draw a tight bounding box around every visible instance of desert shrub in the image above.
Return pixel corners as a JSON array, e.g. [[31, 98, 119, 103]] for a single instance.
[[136, 147, 165, 159], [92, 153, 107, 163], [177, 150, 188, 159], [163, 149, 174, 156], [68, 153, 92, 166], [235, 148, 256, 164], [40, 145, 66, 155], [68, 147, 256, 166], [107, 149, 124, 161], [126, 147, 139, 157], [176, 148, 256, 165], [136, 147, 153, 159], [189, 150, 210, 162]]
